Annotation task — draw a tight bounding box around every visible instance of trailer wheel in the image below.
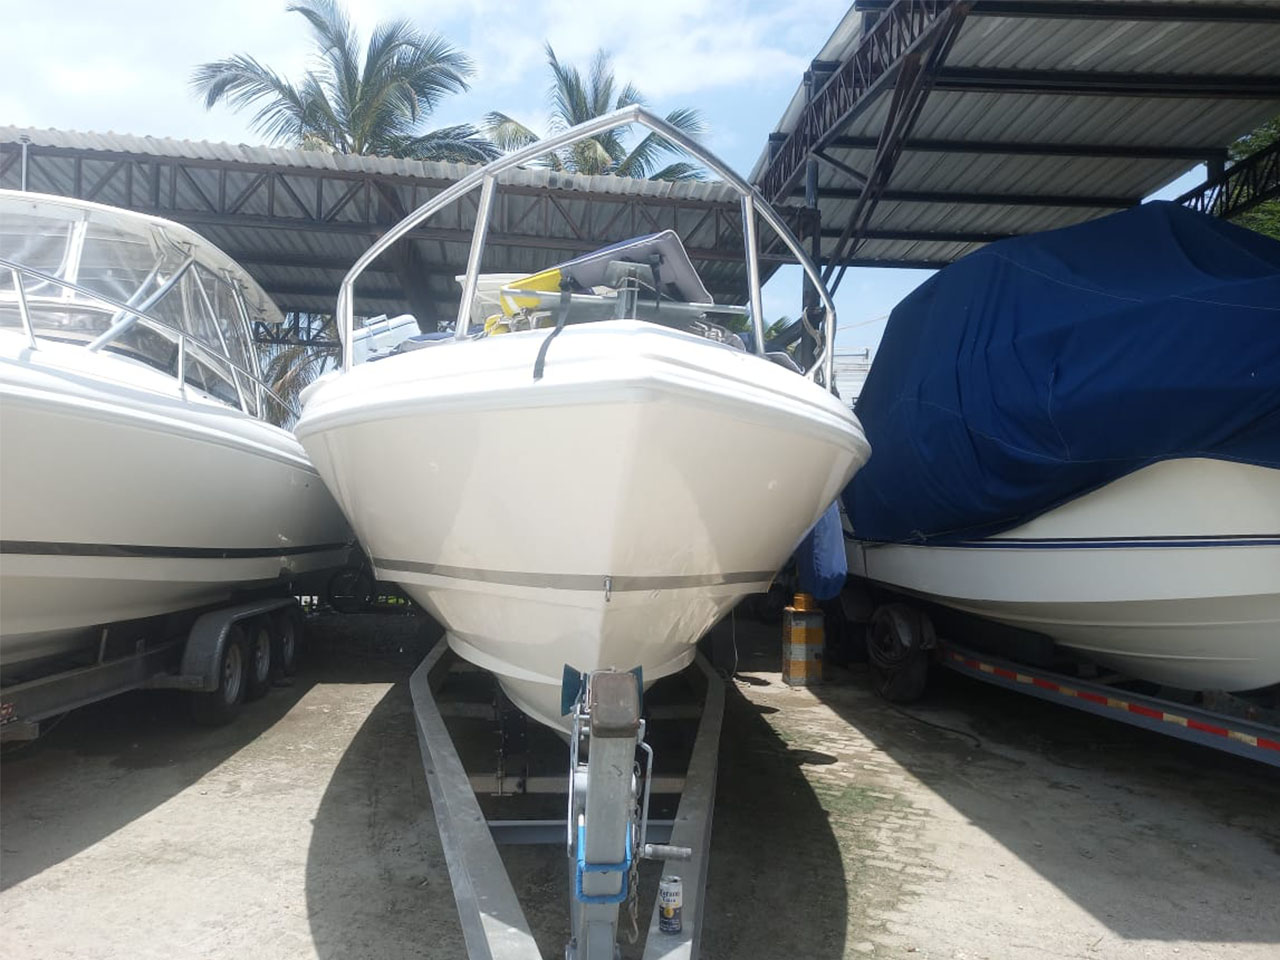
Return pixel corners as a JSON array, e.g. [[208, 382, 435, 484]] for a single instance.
[[243, 618, 273, 701], [271, 606, 303, 678], [190, 626, 248, 726], [867, 603, 932, 704]]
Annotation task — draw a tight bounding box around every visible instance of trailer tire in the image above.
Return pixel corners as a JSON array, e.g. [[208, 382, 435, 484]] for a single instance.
[[271, 606, 303, 678], [244, 617, 273, 701], [867, 603, 932, 704], [190, 626, 248, 726]]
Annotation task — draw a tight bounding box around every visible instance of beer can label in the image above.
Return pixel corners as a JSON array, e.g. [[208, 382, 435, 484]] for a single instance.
[[658, 875, 683, 933]]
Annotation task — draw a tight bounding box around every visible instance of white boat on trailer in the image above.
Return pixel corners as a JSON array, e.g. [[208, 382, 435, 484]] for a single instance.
[[850, 457, 1280, 695], [0, 191, 351, 729], [840, 199, 1280, 765], [296, 107, 870, 959]]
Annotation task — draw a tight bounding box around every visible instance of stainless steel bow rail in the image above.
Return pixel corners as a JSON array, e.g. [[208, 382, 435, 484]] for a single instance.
[[335, 105, 841, 391], [410, 643, 724, 960], [1, 257, 297, 423]]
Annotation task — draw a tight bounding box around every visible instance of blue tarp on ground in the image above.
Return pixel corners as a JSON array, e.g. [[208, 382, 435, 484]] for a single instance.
[[843, 201, 1280, 544]]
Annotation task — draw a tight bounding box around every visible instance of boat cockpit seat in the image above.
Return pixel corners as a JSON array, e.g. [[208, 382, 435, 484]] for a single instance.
[[387, 331, 453, 357]]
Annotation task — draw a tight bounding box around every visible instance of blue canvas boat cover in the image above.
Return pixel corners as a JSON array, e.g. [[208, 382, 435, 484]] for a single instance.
[[843, 201, 1280, 544]]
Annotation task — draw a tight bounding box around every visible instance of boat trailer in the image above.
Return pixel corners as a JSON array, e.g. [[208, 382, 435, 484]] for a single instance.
[[937, 640, 1280, 768], [409, 641, 724, 959]]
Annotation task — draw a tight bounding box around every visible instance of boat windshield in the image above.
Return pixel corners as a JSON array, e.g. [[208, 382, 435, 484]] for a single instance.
[[0, 193, 292, 423]]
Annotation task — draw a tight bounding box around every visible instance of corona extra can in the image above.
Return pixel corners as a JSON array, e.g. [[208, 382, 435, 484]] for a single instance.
[[658, 875, 683, 933]]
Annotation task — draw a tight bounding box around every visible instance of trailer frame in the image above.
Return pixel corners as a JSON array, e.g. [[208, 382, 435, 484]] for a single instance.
[[409, 640, 724, 960], [1, 595, 301, 740], [935, 639, 1280, 767]]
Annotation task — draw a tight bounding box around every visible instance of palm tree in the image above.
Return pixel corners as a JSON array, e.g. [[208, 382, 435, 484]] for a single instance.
[[484, 44, 706, 181], [191, 0, 497, 163], [260, 322, 339, 426], [1230, 116, 1279, 240]]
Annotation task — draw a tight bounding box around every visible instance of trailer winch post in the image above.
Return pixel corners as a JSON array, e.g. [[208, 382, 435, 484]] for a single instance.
[[567, 670, 643, 959]]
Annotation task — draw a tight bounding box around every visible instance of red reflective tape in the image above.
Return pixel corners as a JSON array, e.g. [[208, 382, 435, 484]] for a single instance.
[[1186, 718, 1229, 737], [944, 648, 1280, 755]]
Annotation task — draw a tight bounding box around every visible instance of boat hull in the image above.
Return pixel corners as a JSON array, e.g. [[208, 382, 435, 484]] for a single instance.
[[299, 321, 868, 727], [849, 458, 1280, 691], [0, 336, 351, 671]]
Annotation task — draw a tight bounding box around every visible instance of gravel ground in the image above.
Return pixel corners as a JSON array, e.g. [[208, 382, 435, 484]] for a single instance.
[[1, 610, 1277, 959]]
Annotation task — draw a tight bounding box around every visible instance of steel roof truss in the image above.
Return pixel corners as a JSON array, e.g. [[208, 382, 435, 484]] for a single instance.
[[757, 0, 959, 203], [934, 68, 1280, 99], [1177, 138, 1280, 220], [826, 136, 1229, 162], [823, 2, 971, 291], [854, 1, 1280, 24]]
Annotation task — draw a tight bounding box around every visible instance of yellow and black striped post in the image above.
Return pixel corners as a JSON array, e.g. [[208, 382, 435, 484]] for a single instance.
[[782, 592, 824, 686]]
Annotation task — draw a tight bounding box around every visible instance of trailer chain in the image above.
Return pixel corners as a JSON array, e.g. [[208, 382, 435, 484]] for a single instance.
[[626, 760, 643, 944]]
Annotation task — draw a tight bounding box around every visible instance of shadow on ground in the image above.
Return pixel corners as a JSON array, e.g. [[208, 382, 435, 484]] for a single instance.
[[302, 614, 850, 960], [0, 610, 429, 895], [778, 620, 1280, 947], [1, 665, 313, 891]]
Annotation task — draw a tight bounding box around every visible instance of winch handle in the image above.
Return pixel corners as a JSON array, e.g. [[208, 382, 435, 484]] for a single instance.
[[642, 843, 692, 861]]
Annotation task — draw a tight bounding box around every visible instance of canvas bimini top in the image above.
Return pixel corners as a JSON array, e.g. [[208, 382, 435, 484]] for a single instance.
[[844, 201, 1280, 545]]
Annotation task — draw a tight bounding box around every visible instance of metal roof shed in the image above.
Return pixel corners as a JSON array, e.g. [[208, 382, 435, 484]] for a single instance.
[[751, 0, 1280, 294], [0, 128, 752, 330]]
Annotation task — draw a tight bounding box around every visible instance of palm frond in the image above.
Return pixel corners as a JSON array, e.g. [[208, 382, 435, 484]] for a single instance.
[[391, 31, 474, 111], [615, 82, 646, 109], [571, 137, 617, 176], [523, 46, 707, 180], [386, 124, 502, 163], [545, 42, 590, 131], [288, 0, 361, 125], [587, 49, 615, 119], [262, 333, 337, 424], [483, 111, 542, 152], [662, 106, 706, 138], [647, 161, 706, 182], [190, 55, 314, 144]]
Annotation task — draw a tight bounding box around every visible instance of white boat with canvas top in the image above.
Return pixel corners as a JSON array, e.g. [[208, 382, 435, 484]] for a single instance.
[[296, 108, 870, 729], [0, 191, 351, 677]]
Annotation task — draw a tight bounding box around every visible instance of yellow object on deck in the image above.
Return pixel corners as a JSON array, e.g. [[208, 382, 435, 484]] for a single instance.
[[499, 267, 564, 316]]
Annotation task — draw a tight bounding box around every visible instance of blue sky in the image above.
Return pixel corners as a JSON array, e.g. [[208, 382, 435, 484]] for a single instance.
[[3, 0, 1206, 351]]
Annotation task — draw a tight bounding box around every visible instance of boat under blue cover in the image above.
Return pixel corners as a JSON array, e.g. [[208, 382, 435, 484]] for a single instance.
[[843, 200, 1280, 544]]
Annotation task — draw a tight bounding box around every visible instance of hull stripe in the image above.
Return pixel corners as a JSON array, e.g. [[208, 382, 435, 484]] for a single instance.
[[1, 540, 350, 560], [373, 557, 774, 592], [852, 533, 1280, 549]]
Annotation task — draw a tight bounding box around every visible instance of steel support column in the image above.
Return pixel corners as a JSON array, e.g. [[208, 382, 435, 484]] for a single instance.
[[822, 2, 971, 293]]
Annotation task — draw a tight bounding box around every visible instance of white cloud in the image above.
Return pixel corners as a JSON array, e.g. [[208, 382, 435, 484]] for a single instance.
[[3, 0, 844, 168]]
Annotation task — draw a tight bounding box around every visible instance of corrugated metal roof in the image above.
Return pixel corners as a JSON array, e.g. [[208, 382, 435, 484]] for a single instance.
[[0, 126, 749, 319], [753, 1, 1280, 273], [0, 126, 739, 204]]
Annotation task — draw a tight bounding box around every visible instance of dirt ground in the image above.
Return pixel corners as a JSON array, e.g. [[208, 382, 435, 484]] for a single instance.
[[2, 610, 1277, 960]]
